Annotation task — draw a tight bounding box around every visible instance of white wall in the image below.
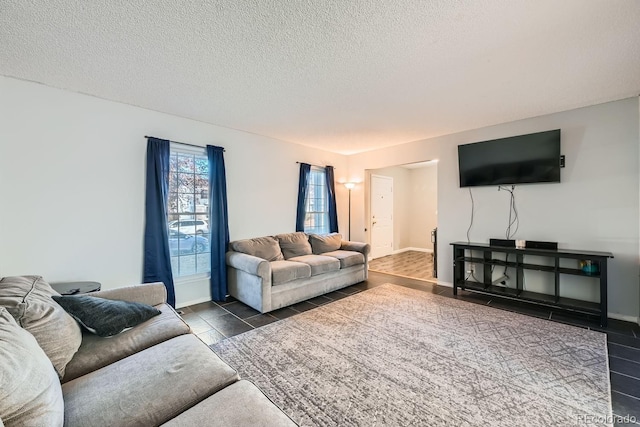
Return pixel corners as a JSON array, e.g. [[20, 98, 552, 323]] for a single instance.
[[348, 98, 640, 321], [408, 164, 438, 249], [0, 77, 348, 307]]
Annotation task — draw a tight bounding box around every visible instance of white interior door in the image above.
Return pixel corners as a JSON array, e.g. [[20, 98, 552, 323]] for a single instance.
[[370, 175, 393, 259]]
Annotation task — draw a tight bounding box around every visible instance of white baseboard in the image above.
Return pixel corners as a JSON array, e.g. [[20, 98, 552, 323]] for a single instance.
[[176, 296, 212, 309], [391, 247, 433, 255], [608, 312, 639, 324]]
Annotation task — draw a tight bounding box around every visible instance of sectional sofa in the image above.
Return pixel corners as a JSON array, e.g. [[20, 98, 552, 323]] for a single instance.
[[0, 275, 295, 427], [226, 232, 370, 313]]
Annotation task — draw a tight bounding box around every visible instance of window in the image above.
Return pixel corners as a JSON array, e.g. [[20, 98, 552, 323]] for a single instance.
[[304, 166, 329, 234], [168, 146, 210, 277]]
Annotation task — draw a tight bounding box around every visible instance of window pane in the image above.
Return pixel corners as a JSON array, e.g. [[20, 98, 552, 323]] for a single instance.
[[168, 193, 179, 215], [303, 167, 330, 234], [195, 158, 208, 174], [176, 194, 195, 214], [177, 154, 194, 173], [196, 253, 210, 274], [167, 149, 211, 278], [169, 173, 177, 192], [177, 173, 195, 194], [170, 154, 178, 172]]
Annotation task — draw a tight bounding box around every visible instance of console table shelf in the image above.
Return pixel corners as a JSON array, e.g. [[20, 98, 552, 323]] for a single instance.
[[451, 242, 613, 326]]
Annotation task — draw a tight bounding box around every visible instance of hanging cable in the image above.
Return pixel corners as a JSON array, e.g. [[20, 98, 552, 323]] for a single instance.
[[498, 185, 520, 279], [499, 185, 519, 239], [466, 187, 474, 244], [511, 190, 520, 237]]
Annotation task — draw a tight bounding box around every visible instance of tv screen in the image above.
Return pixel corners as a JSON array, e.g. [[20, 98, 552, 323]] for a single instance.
[[458, 129, 561, 187]]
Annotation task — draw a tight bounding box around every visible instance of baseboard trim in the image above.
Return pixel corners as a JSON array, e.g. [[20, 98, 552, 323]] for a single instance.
[[607, 312, 639, 324], [391, 247, 433, 255], [176, 296, 212, 309], [436, 281, 453, 288]]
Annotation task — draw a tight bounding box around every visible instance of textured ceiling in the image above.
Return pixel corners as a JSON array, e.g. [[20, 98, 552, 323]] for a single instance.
[[1, 1, 639, 154]]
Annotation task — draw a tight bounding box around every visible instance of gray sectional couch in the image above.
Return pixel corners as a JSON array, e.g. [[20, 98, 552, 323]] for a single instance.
[[0, 276, 295, 427], [227, 232, 370, 313]]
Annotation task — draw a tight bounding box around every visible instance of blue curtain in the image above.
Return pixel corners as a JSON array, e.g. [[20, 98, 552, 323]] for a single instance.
[[143, 138, 176, 307], [325, 165, 339, 233], [295, 163, 311, 232], [207, 145, 230, 302]]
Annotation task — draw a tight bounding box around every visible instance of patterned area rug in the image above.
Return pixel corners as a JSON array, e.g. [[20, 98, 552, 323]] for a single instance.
[[212, 284, 612, 426]]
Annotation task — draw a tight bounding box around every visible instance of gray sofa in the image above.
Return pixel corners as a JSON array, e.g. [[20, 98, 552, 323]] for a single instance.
[[0, 275, 295, 427], [227, 232, 370, 313]]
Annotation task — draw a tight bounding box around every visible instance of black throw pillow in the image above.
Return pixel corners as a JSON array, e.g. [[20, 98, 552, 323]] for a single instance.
[[52, 295, 161, 337]]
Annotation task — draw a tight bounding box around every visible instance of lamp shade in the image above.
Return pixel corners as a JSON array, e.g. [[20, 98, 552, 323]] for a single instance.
[[344, 182, 356, 190]]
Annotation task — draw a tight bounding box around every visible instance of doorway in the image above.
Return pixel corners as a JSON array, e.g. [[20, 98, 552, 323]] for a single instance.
[[365, 161, 438, 282], [370, 174, 394, 259]]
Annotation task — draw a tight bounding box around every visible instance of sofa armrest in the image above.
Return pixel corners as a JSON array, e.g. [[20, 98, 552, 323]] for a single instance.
[[341, 241, 371, 257], [86, 282, 167, 306], [226, 251, 270, 280]]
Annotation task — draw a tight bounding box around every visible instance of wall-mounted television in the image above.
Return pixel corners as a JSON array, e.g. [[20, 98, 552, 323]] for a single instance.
[[458, 129, 561, 187]]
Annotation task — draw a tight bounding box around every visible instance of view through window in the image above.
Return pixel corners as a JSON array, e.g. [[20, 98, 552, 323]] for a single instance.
[[304, 166, 329, 234], [168, 147, 210, 277]]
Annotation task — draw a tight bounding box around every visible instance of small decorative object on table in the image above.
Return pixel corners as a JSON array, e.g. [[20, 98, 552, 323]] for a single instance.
[[580, 260, 599, 275], [50, 281, 101, 295]]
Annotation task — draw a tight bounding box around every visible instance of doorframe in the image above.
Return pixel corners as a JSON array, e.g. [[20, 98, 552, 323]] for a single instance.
[[369, 174, 394, 260]]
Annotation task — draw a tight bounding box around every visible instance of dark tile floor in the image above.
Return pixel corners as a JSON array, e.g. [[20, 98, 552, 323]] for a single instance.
[[181, 271, 640, 425]]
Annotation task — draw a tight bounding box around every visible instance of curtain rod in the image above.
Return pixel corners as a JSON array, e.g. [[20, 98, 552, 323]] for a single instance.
[[296, 161, 335, 169], [145, 135, 225, 152]]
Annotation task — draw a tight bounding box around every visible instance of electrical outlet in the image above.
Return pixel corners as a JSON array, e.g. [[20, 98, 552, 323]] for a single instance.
[[466, 264, 475, 274]]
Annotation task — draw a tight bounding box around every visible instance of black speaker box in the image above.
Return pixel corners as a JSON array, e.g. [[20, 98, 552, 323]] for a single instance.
[[489, 238, 515, 247], [525, 240, 558, 250]]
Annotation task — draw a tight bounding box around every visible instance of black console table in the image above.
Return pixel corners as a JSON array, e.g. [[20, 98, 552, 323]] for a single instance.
[[451, 242, 613, 326]]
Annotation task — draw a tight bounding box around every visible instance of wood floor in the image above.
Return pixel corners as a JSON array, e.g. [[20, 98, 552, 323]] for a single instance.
[[368, 250, 435, 282], [182, 271, 640, 426]]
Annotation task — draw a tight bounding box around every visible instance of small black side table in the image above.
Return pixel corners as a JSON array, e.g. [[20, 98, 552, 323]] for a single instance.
[[51, 281, 101, 295]]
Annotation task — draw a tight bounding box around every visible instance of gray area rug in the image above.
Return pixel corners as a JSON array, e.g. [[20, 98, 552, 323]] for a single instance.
[[212, 284, 612, 426]]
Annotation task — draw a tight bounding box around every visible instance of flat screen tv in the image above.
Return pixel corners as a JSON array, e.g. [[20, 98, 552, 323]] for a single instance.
[[458, 129, 561, 187]]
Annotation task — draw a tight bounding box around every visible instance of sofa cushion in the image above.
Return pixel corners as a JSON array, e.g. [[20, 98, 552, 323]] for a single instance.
[[321, 250, 366, 269], [270, 260, 311, 286], [63, 334, 239, 427], [52, 294, 161, 337], [288, 255, 341, 276], [309, 233, 343, 254], [162, 380, 296, 427], [230, 236, 284, 261], [0, 307, 64, 426], [0, 275, 82, 378], [275, 232, 312, 259], [62, 302, 190, 382]]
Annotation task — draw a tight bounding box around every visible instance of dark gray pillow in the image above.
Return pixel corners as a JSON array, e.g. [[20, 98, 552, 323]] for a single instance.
[[52, 295, 161, 337]]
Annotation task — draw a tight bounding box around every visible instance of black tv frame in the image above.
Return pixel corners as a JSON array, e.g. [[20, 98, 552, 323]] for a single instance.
[[458, 129, 561, 188]]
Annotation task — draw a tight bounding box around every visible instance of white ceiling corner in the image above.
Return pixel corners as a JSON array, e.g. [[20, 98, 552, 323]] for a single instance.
[[1, 0, 639, 155]]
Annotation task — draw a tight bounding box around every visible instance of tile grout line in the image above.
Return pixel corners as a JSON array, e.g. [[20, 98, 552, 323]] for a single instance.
[[608, 341, 640, 352], [611, 370, 640, 382], [612, 389, 640, 402], [608, 354, 640, 366], [609, 354, 640, 365]]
